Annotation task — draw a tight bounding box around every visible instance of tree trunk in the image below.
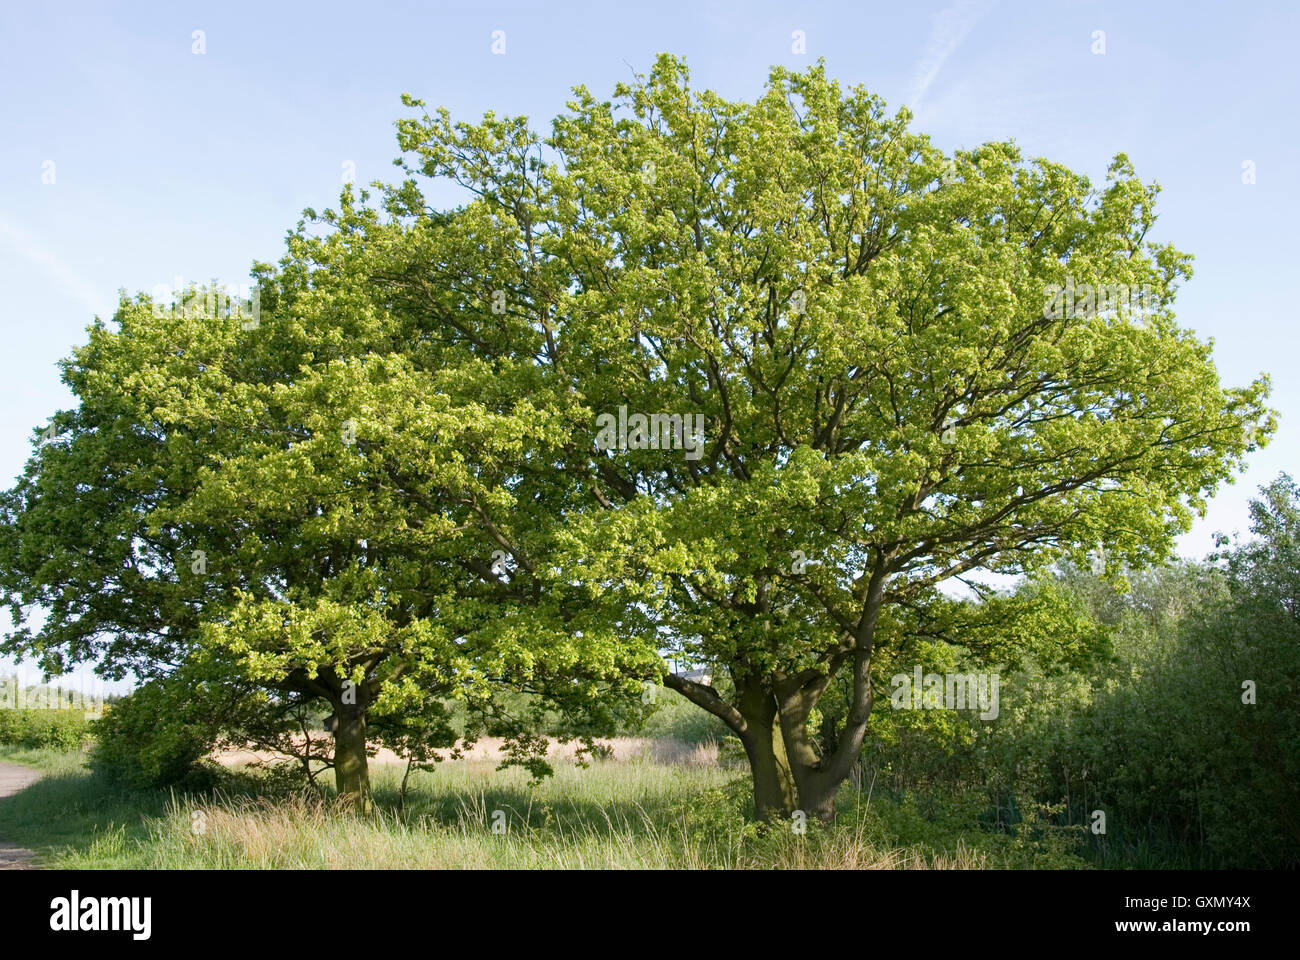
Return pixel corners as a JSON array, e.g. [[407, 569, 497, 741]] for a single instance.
[[775, 679, 838, 822], [662, 662, 866, 824], [797, 776, 840, 822], [333, 701, 373, 814], [738, 686, 797, 821]]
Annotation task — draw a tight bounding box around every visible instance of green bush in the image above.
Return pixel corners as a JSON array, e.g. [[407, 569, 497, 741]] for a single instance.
[[89, 678, 224, 789], [1028, 478, 1300, 868], [1048, 581, 1300, 867], [852, 479, 1300, 868], [0, 709, 91, 750], [89, 667, 314, 791]]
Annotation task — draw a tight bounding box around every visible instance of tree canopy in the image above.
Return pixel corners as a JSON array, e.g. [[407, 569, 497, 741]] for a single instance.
[[0, 53, 1272, 819]]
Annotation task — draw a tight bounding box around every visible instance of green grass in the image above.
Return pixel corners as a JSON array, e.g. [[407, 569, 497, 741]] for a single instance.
[[0, 744, 88, 772], [0, 746, 1094, 869], [0, 745, 175, 863]]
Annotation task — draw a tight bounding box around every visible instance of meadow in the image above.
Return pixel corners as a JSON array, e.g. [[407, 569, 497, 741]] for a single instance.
[[0, 743, 1085, 870]]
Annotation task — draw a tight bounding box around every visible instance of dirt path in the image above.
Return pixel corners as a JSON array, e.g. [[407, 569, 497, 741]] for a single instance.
[[0, 764, 42, 869]]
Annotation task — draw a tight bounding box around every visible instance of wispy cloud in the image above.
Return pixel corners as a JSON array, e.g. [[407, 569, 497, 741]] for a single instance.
[[908, 0, 998, 113], [0, 216, 111, 318]]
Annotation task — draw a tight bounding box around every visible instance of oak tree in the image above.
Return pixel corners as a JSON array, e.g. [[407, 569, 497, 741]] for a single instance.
[[382, 54, 1271, 819]]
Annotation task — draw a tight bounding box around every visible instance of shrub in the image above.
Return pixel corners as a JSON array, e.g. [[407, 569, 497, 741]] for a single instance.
[[1051, 591, 1300, 867], [0, 709, 91, 750], [89, 677, 226, 789]]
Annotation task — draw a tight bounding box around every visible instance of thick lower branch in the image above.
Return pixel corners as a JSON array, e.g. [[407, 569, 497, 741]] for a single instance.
[[661, 673, 747, 736]]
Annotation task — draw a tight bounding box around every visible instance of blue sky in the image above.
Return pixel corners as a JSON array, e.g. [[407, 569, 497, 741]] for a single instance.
[[1, 0, 1296, 690]]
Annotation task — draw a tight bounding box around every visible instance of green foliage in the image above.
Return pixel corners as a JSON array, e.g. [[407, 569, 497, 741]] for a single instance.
[[855, 475, 1300, 867], [392, 52, 1268, 813], [0, 710, 90, 750], [635, 688, 731, 745], [87, 663, 306, 791], [1043, 475, 1300, 867], [0, 52, 1275, 821], [89, 678, 224, 790]]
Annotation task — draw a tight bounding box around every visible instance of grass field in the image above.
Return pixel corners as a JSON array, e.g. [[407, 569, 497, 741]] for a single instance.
[[0, 745, 1093, 869]]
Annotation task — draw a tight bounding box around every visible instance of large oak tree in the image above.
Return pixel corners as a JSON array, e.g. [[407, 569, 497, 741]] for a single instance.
[[381, 54, 1271, 819]]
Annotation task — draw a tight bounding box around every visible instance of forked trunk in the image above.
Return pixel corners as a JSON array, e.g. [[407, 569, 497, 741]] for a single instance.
[[743, 716, 799, 821], [736, 654, 876, 823], [737, 684, 797, 820]]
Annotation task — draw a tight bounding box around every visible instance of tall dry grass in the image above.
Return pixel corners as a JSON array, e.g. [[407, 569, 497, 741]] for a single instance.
[[43, 755, 997, 869], [1, 741, 1062, 868]]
